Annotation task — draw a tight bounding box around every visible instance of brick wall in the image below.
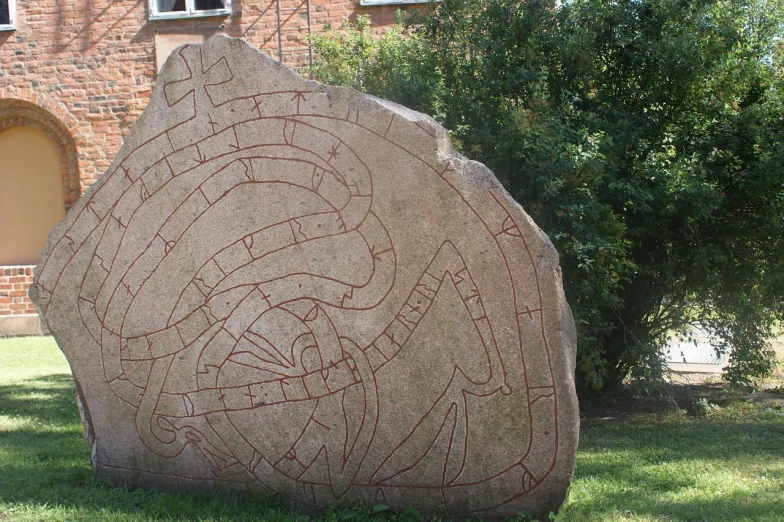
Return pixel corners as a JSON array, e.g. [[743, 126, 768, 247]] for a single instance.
[[0, 0, 414, 189], [0, 266, 36, 317]]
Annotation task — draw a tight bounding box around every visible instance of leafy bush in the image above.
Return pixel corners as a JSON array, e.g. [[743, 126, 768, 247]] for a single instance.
[[693, 397, 721, 417], [310, 0, 784, 394]]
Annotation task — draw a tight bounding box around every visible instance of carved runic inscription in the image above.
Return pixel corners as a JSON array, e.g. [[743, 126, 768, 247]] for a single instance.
[[32, 36, 579, 519]]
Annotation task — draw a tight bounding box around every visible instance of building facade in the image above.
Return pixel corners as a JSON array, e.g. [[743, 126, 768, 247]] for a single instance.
[[0, 0, 415, 335]]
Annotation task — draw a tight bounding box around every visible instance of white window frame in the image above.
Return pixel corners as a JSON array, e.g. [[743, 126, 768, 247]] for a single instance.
[[149, 0, 231, 21], [360, 0, 437, 5], [0, 0, 16, 32]]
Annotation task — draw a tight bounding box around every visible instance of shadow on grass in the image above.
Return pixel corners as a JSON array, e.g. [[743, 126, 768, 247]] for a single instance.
[[0, 373, 78, 423], [568, 414, 784, 520], [0, 375, 298, 521], [567, 488, 784, 521], [579, 413, 784, 462], [0, 374, 94, 494], [3, 375, 782, 520]]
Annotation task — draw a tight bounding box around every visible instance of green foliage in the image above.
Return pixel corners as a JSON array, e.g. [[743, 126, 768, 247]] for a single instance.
[[692, 397, 721, 417], [309, 14, 438, 111], [309, 0, 784, 394]]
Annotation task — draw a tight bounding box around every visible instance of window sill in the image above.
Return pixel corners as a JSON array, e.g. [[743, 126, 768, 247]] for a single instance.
[[0, 25, 15, 32], [359, 0, 437, 5], [150, 10, 230, 21]]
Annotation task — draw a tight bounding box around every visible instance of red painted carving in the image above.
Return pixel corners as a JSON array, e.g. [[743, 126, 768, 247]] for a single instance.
[[36, 42, 563, 515]]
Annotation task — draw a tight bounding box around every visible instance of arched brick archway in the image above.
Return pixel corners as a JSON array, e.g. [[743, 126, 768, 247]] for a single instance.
[[0, 98, 81, 209], [0, 96, 81, 336]]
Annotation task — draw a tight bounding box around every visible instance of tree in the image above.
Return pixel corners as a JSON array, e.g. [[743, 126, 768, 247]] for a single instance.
[[310, 0, 784, 393]]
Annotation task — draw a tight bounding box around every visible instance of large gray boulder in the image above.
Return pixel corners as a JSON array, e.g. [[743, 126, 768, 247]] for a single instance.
[[31, 36, 578, 519]]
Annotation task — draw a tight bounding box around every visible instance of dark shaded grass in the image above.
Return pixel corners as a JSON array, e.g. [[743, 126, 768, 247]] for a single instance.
[[566, 406, 784, 521]]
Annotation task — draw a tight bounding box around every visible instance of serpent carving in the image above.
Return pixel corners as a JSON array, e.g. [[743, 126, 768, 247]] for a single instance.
[[33, 36, 578, 518]]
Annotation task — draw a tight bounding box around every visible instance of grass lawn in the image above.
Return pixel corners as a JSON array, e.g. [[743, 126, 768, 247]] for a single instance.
[[1, 337, 783, 521]]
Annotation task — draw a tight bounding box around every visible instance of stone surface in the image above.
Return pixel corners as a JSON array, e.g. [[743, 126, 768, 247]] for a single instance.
[[31, 36, 578, 519], [0, 314, 44, 337]]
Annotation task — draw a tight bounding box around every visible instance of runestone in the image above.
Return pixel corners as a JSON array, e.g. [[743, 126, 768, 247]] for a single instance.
[[32, 36, 579, 519]]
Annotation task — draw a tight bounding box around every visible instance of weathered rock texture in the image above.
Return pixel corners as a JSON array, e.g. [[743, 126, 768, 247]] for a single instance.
[[32, 36, 578, 519]]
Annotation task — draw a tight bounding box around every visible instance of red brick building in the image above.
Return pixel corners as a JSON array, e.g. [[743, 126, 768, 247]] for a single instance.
[[0, 0, 416, 335]]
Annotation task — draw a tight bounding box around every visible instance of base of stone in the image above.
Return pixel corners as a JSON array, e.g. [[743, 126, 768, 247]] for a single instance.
[[0, 314, 45, 337]]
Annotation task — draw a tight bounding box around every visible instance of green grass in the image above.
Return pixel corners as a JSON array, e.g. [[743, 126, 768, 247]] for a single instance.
[[0, 337, 71, 382], [1, 337, 783, 521], [570, 407, 784, 521]]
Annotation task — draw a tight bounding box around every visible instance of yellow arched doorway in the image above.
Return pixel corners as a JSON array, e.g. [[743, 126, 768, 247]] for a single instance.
[[0, 126, 66, 265]]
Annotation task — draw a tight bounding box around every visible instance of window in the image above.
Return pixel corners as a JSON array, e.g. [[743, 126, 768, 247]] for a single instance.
[[0, 0, 16, 31], [149, 0, 230, 20]]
